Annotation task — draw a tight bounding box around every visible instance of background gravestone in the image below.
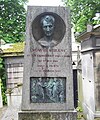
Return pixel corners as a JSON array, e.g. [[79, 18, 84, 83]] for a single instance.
[[79, 26, 100, 120], [18, 6, 77, 120]]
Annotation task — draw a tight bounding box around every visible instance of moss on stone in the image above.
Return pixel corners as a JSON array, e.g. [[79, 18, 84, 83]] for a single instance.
[[2, 42, 24, 57], [3, 42, 24, 53]]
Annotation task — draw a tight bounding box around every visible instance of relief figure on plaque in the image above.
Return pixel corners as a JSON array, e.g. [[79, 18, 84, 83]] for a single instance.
[[35, 78, 44, 102], [38, 15, 58, 47], [48, 78, 64, 102], [30, 77, 66, 103]]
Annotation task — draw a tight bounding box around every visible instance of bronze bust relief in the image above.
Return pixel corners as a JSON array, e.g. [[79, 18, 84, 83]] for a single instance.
[[32, 13, 66, 48], [38, 15, 57, 47]]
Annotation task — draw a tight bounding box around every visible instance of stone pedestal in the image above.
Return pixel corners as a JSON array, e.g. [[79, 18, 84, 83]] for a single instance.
[[18, 111, 77, 120]]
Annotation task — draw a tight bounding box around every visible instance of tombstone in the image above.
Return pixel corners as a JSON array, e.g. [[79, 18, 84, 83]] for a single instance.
[[18, 6, 77, 120], [79, 25, 100, 120]]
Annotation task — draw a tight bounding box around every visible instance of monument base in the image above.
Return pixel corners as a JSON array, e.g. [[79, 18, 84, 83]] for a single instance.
[[18, 111, 77, 120]]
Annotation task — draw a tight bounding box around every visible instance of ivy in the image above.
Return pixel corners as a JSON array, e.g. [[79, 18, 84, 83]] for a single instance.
[[0, 57, 7, 105]]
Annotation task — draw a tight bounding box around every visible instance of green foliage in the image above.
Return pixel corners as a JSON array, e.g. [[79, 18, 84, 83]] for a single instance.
[[0, 0, 28, 43], [64, 0, 100, 33], [0, 58, 4, 76], [76, 106, 83, 112], [0, 58, 7, 105], [76, 107, 84, 120], [1, 77, 7, 105]]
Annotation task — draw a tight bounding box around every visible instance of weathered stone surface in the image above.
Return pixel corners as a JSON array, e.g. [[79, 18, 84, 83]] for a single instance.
[[21, 6, 74, 111], [18, 111, 77, 120], [81, 27, 100, 120], [95, 52, 100, 111], [19, 5, 77, 120]]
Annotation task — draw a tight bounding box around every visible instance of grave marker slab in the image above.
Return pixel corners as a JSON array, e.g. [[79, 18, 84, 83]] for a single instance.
[[18, 6, 77, 120]]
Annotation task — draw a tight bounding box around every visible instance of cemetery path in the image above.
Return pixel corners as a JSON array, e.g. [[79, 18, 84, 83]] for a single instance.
[[0, 105, 20, 120], [0, 106, 8, 119]]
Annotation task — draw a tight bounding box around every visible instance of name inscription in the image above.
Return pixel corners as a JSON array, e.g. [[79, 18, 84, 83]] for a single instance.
[[31, 48, 69, 73]]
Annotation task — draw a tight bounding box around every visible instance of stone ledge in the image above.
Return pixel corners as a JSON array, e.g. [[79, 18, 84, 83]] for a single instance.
[[18, 111, 77, 120]]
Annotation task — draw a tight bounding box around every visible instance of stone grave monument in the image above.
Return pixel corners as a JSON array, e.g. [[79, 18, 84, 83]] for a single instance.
[[79, 26, 100, 120], [18, 6, 77, 120]]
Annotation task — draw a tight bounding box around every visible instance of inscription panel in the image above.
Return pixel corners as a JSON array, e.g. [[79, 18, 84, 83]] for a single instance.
[[30, 77, 66, 103]]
